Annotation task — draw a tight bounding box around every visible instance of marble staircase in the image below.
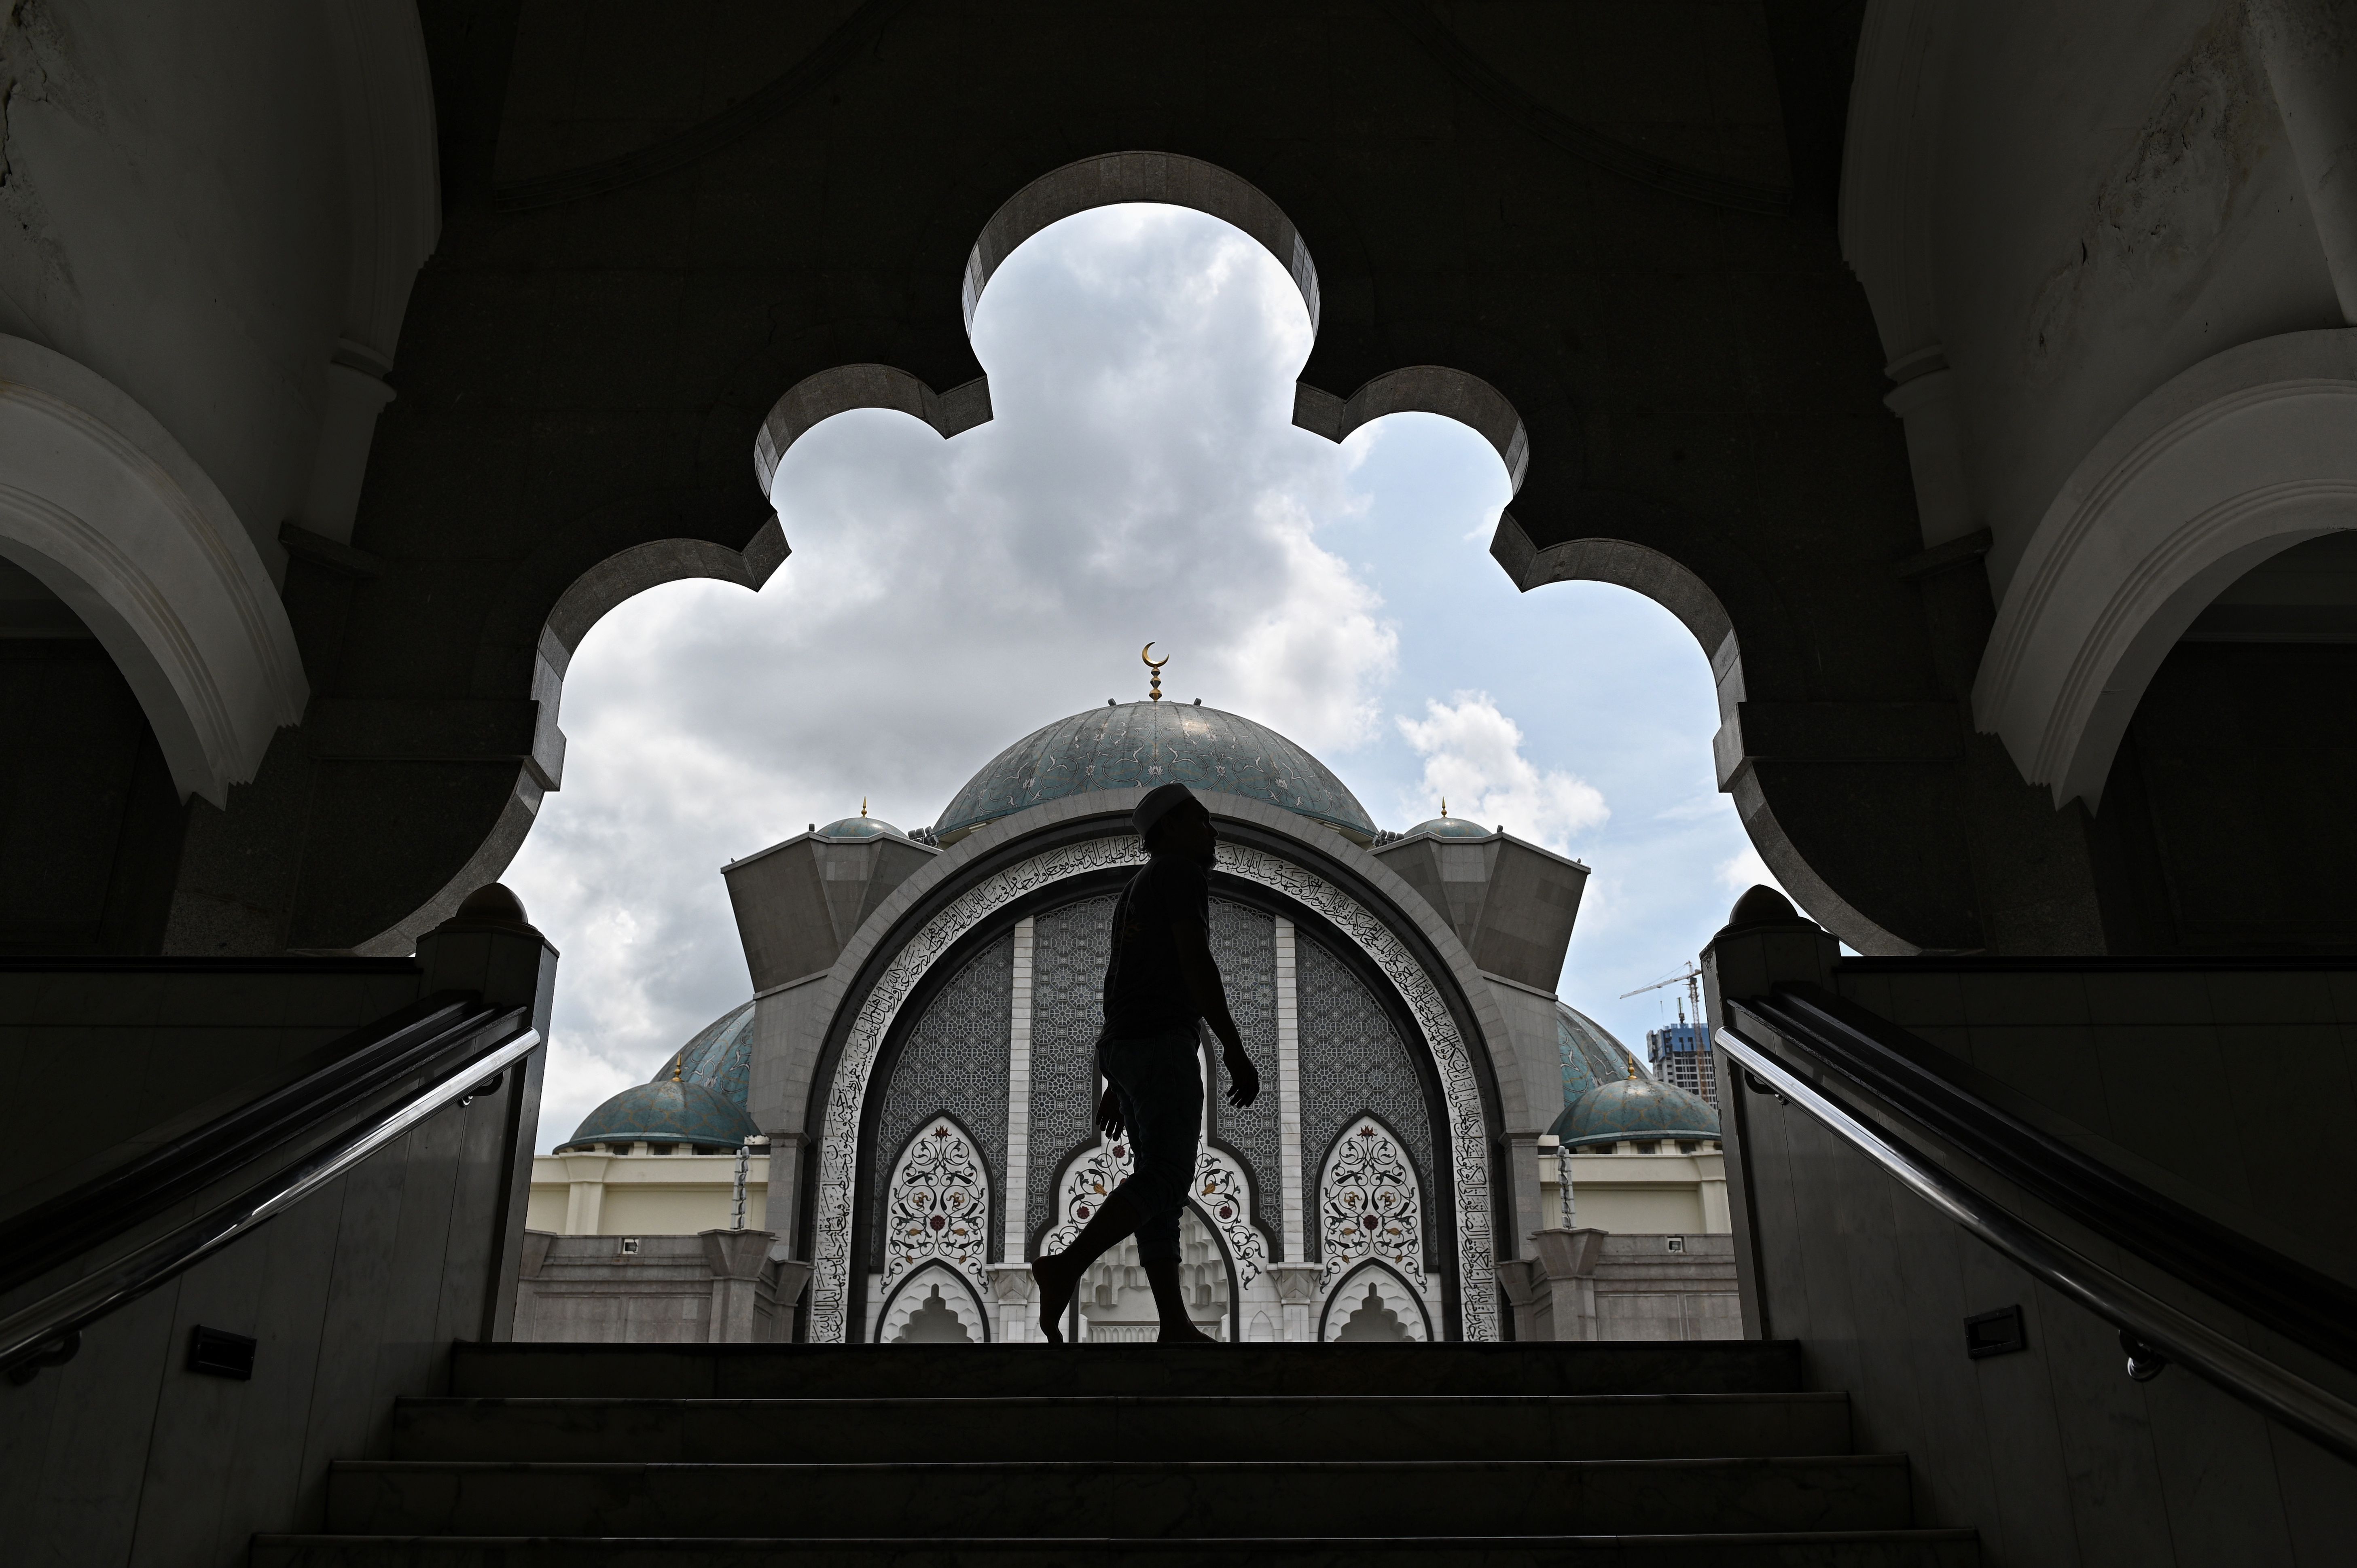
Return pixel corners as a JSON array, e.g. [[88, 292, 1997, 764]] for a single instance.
[[252, 1342, 1978, 1565]]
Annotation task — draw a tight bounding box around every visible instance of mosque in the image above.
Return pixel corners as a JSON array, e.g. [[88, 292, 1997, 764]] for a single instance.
[[521, 670, 1730, 1344]]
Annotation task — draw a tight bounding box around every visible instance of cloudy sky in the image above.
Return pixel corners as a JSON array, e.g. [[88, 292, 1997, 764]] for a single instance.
[[505, 203, 1781, 1151]]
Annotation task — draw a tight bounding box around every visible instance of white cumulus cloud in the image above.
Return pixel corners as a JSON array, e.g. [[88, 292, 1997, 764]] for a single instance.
[[1394, 693, 1608, 851], [1717, 844, 1782, 894]]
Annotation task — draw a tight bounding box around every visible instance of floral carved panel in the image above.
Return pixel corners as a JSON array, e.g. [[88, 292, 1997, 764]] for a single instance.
[[881, 1117, 991, 1298], [1319, 1116, 1423, 1289]]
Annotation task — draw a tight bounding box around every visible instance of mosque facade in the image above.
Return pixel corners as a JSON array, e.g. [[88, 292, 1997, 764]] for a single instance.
[[525, 693, 1727, 1344]]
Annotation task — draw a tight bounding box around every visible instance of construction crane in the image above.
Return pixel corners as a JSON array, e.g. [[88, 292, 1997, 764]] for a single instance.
[[1619, 961, 1715, 1102]]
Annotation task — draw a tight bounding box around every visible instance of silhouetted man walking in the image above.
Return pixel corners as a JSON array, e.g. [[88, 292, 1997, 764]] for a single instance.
[[1033, 783, 1260, 1343]]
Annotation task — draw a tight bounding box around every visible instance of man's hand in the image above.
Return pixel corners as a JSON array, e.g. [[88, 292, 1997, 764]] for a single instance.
[[1223, 1041, 1261, 1108], [1097, 1083, 1126, 1140]]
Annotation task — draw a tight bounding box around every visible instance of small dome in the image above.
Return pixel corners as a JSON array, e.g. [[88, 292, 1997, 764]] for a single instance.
[[1547, 999, 1721, 1146], [563, 1001, 760, 1152], [563, 1078, 758, 1151], [1404, 815, 1496, 840], [817, 813, 904, 841], [935, 701, 1377, 844], [1552, 1073, 1721, 1147]]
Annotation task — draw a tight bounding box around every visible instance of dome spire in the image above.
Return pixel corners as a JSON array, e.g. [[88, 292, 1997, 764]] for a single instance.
[[1142, 642, 1168, 702]]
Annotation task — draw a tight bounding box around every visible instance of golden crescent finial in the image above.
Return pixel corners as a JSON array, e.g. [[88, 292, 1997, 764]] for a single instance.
[[1141, 642, 1168, 701], [1440, 798, 1449, 818]]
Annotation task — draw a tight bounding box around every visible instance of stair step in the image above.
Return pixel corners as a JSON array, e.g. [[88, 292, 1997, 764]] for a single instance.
[[324, 1456, 1913, 1538], [392, 1392, 1853, 1463], [449, 1342, 1806, 1401], [254, 1530, 1982, 1567]]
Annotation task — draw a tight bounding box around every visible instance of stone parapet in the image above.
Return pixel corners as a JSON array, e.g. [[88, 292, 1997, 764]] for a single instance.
[[513, 1229, 809, 1343], [1497, 1229, 1740, 1342]]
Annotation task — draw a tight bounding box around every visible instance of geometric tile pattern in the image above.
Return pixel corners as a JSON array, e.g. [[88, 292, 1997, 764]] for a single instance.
[[1207, 899, 1282, 1218], [1025, 895, 1115, 1253], [1296, 934, 1436, 1266], [869, 934, 1012, 1267]]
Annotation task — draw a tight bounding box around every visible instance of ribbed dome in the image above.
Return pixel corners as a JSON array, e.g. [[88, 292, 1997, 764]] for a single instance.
[[562, 1000, 761, 1151], [1548, 1001, 1721, 1147], [672, 999, 756, 1107], [1552, 1074, 1721, 1147], [816, 811, 904, 841], [1403, 815, 1495, 840], [1555, 1002, 1641, 1100], [934, 702, 1377, 844], [562, 1079, 757, 1151]]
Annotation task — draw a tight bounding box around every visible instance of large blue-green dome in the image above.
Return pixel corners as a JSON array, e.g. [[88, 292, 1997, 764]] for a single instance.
[[561, 1001, 758, 1151], [934, 701, 1377, 844], [1548, 1001, 1720, 1147], [671, 1000, 755, 1106], [1556, 1002, 1640, 1100]]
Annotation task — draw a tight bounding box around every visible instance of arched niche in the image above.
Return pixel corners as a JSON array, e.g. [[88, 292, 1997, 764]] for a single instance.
[[0, 336, 307, 807], [1321, 1259, 1432, 1342], [749, 151, 1535, 516], [1976, 328, 2357, 810], [875, 1262, 990, 1344]]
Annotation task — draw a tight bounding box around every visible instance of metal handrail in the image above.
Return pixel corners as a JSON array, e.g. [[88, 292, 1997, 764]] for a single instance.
[[1716, 1020, 2357, 1466], [0, 1023, 541, 1381], [0, 994, 507, 1293], [1755, 984, 2357, 1368]]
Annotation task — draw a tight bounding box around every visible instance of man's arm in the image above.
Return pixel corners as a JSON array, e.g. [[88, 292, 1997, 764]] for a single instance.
[[1173, 916, 1260, 1108]]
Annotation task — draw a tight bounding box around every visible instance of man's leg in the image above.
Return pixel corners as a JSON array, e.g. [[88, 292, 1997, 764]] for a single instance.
[[1031, 1185, 1140, 1346], [1033, 1056, 1159, 1344], [1118, 1037, 1212, 1342]]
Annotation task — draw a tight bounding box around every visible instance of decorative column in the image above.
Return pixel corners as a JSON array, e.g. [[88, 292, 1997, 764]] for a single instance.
[[558, 1152, 610, 1234], [1701, 885, 1842, 1341], [1271, 1263, 1321, 1343], [997, 916, 1036, 1339], [1273, 917, 1305, 1261], [701, 1229, 775, 1342]]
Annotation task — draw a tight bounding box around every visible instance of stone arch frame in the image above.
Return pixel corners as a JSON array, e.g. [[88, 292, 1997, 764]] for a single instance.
[[748, 150, 1535, 524], [1976, 329, 2357, 810], [794, 789, 1519, 1344], [875, 1260, 992, 1344], [1320, 1259, 1432, 1343], [0, 336, 308, 808], [341, 497, 791, 955]]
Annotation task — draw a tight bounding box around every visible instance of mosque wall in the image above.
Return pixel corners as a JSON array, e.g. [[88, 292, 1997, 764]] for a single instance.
[[2095, 637, 2357, 952], [0, 629, 182, 953], [849, 887, 1460, 1341]]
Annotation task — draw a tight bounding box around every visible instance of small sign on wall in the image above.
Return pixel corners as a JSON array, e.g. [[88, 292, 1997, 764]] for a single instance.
[[188, 1325, 256, 1380], [1964, 1304, 2027, 1359]]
